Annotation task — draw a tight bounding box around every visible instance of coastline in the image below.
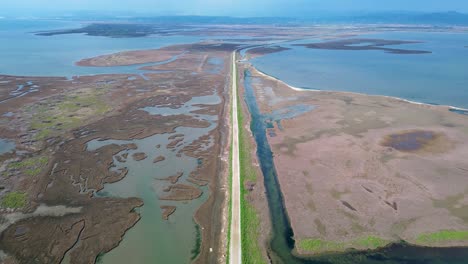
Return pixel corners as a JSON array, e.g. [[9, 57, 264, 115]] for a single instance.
[[251, 65, 468, 112], [243, 61, 468, 261]]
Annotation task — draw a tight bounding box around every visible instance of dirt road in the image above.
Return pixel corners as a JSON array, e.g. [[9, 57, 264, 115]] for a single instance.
[[229, 52, 242, 264]]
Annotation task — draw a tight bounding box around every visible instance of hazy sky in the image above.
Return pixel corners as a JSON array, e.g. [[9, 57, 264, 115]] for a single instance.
[[3, 0, 468, 16]]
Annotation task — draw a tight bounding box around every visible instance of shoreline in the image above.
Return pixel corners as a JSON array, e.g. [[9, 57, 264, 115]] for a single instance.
[[243, 62, 468, 261], [250, 65, 468, 112]]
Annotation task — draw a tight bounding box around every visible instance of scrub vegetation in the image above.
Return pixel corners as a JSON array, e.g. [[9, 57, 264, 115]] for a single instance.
[[1, 192, 27, 208], [28, 89, 110, 140], [7, 156, 48, 177], [191, 224, 202, 260]]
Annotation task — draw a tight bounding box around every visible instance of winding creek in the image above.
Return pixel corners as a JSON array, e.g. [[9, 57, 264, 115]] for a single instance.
[[242, 68, 468, 264]]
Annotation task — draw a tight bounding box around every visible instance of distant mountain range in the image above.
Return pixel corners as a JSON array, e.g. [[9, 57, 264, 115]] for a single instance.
[[85, 11, 468, 26], [322, 11, 468, 25], [4, 11, 468, 26]]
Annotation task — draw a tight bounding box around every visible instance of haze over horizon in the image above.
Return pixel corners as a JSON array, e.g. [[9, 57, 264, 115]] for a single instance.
[[2, 0, 468, 17]]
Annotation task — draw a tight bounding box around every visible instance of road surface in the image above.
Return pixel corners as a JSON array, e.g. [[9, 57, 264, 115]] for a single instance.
[[229, 52, 242, 264]]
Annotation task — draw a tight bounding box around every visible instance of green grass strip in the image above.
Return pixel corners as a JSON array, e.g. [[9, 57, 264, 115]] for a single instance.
[[238, 78, 267, 264], [297, 236, 390, 254], [416, 230, 468, 244]]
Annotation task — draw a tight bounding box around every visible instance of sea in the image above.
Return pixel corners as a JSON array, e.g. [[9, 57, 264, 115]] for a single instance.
[[251, 31, 468, 109]]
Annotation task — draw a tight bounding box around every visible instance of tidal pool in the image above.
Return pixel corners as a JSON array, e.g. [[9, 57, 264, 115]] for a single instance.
[[0, 139, 15, 155]]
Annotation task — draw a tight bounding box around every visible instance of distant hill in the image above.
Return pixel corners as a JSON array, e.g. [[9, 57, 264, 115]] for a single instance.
[[18, 11, 468, 26], [90, 11, 468, 26], [326, 11, 468, 25], [416, 11, 468, 25]]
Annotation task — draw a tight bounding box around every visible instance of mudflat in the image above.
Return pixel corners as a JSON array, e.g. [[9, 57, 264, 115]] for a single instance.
[[294, 38, 432, 54], [0, 42, 233, 263]]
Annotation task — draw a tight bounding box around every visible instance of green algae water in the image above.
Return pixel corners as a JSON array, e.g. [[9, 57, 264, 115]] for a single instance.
[[242, 69, 468, 264]]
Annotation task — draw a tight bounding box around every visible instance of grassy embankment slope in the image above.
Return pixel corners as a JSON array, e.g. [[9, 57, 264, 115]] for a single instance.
[[237, 65, 267, 264]]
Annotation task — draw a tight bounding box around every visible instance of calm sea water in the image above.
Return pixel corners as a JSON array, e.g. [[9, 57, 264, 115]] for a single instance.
[[0, 19, 204, 77], [251, 32, 468, 109]]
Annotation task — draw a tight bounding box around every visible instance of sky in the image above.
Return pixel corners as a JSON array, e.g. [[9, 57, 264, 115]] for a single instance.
[[2, 0, 468, 17]]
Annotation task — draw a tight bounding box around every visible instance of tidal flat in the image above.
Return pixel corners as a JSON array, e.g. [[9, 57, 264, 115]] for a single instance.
[[239, 60, 468, 262], [0, 42, 232, 264]]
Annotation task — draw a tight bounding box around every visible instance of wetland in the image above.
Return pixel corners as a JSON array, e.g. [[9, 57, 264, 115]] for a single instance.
[[1, 18, 468, 264]]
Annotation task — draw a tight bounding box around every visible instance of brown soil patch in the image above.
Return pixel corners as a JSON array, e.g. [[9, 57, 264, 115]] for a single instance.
[[153, 155, 165, 163], [160, 205, 177, 220], [77, 49, 182, 67], [0, 198, 142, 264], [132, 152, 148, 161], [162, 172, 184, 184], [245, 46, 290, 59], [295, 38, 431, 54], [160, 184, 203, 201]]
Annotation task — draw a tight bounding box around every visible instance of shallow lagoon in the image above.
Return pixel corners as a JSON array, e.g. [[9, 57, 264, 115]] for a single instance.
[[0, 19, 221, 264], [251, 32, 468, 109], [85, 92, 219, 264]]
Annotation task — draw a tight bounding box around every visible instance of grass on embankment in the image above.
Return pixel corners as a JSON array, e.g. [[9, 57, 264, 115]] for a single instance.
[[238, 88, 267, 264], [297, 236, 391, 254], [416, 230, 468, 245], [298, 230, 468, 254], [226, 127, 233, 262]]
